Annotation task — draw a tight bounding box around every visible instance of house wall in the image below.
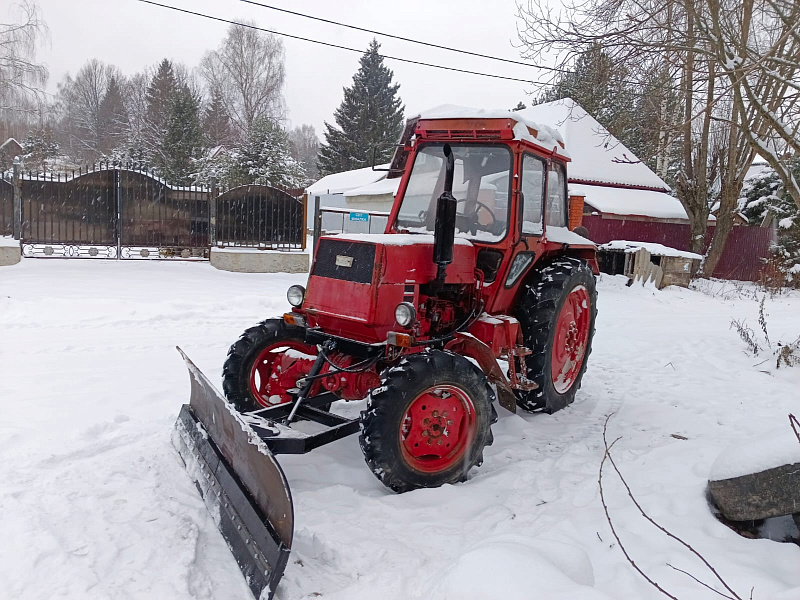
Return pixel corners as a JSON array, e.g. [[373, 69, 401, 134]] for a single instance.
[[582, 215, 776, 281]]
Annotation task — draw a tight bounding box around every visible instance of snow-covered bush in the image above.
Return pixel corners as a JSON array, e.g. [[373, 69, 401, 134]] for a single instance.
[[741, 160, 800, 288]]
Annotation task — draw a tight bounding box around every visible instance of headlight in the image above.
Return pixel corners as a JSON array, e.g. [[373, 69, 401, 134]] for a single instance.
[[394, 302, 416, 327], [287, 285, 305, 307]]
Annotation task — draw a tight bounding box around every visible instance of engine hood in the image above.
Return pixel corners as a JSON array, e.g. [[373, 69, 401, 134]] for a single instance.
[[301, 233, 477, 341]]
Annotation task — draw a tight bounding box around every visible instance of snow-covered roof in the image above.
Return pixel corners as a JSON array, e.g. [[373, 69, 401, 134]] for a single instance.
[[343, 177, 401, 198], [306, 165, 389, 196], [0, 138, 21, 153], [417, 105, 568, 159], [521, 99, 670, 191], [570, 183, 698, 221]]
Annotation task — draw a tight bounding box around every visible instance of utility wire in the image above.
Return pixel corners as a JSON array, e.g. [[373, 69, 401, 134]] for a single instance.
[[135, 0, 545, 85], [233, 0, 560, 73]]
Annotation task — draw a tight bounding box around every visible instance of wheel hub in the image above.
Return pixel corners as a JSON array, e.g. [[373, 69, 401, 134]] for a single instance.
[[250, 341, 317, 407], [551, 285, 591, 394], [399, 385, 476, 473]]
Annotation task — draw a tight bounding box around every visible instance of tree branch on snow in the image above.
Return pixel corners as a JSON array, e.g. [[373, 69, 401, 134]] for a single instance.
[[599, 414, 745, 600], [789, 414, 800, 445]]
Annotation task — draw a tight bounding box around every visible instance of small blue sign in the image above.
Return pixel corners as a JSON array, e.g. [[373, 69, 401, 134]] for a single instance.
[[349, 212, 369, 222]]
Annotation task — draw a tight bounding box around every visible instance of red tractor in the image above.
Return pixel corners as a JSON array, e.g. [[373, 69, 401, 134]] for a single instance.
[[173, 110, 598, 599]]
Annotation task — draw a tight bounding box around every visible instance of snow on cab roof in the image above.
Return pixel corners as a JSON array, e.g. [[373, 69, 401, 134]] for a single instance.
[[416, 104, 568, 159], [521, 99, 670, 191], [570, 183, 698, 221], [306, 164, 389, 196]]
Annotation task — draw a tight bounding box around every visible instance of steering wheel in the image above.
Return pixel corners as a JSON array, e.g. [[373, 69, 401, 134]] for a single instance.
[[455, 198, 498, 233]]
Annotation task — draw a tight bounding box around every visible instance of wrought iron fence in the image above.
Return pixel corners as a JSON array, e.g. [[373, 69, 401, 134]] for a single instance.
[[6, 162, 306, 259], [216, 184, 305, 250]]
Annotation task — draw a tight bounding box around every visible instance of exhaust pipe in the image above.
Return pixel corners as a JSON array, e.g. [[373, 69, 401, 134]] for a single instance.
[[433, 144, 457, 288]]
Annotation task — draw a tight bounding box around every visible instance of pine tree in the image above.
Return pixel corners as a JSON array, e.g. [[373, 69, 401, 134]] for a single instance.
[[317, 39, 404, 176], [22, 127, 59, 170], [203, 87, 234, 148], [741, 160, 800, 286], [98, 74, 128, 157], [537, 45, 636, 155], [143, 59, 179, 168], [146, 59, 178, 133], [162, 85, 203, 184], [225, 117, 304, 189]]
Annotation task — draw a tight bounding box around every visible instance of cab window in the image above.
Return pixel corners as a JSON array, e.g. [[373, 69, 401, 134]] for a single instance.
[[520, 154, 545, 235], [545, 163, 567, 227]]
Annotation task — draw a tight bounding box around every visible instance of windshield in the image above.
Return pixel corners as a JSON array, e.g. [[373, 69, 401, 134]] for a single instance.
[[394, 144, 512, 243]]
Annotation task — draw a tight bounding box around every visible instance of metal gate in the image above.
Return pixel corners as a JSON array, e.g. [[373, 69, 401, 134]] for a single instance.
[[6, 164, 305, 259]]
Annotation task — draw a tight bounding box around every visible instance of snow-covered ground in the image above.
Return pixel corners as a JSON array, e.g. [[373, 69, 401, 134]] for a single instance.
[[1, 260, 799, 600]]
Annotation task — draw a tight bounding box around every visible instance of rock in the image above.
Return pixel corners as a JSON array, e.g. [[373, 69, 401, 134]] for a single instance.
[[708, 462, 800, 522]]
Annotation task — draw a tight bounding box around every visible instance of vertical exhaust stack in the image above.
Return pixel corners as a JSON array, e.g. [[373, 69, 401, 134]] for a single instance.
[[432, 144, 457, 288]]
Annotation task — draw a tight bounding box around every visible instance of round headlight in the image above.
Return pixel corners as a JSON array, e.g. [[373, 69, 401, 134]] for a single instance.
[[394, 302, 416, 327], [287, 285, 305, 307]]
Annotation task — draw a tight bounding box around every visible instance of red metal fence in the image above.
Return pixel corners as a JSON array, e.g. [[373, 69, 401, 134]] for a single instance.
[[582, 215, 777, 281]]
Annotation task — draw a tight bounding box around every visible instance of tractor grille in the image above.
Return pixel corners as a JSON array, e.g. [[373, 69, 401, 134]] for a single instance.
[[312, 239, 376, 284]]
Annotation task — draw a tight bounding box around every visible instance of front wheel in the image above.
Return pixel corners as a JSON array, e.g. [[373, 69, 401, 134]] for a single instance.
[[514, 257, 597, 414], [222, 318, 316, 412], [359, 350, 497, 493]]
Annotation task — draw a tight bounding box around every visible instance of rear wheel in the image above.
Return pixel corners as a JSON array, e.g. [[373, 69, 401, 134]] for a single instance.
[[222, 319, 316, 412], [514, 257, 597, 413], [359, 350, 497, 493]]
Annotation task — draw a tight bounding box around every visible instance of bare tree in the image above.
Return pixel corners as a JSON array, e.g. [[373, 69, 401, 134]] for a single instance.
[[517, 0, 800, 272], [0, 0, 48, 141], [288, 124, 319, 184], [56, 59, 122, 162], [200, 21, 285, 139]]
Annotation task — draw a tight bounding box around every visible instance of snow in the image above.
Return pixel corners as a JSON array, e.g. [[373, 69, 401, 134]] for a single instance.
[[0, 235, 19, 248], [546, 226, 595, 246], [343, 177, 400, 198], [779, 217, 794, 229], [600, 240, 703, 260], [331, 233, 474, 247], [570, 183, 695, 221], [523, 99, 670, 191], [710, 427, 800, 481], [306, 165, 389, 196], [2, 262, 800, 599]]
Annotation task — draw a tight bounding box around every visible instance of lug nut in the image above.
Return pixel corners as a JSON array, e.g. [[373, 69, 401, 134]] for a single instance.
[[447, 420, 452, 425], [422, 431, 428, 437], [432, 410, 438, 417]]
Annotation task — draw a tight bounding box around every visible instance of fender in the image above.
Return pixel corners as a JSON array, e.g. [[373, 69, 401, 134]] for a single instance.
[[445, 332, 517, 413]]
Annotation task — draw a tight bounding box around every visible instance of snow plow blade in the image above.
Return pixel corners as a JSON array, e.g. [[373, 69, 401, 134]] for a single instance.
[[172, 347, 293, 600]]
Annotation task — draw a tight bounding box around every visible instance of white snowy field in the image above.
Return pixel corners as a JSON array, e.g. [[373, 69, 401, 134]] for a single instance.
[[1, 259, 799, 600]]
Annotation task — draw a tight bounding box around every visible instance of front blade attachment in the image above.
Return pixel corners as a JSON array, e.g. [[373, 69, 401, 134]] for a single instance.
[[172, 347, 293, 600]]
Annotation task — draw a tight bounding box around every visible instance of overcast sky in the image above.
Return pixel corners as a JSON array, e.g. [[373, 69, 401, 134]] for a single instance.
[[30, 0, 551, 134]]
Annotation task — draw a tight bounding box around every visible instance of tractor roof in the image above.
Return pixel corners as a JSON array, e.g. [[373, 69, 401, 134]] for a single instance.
[[414, 105, 570, 160]]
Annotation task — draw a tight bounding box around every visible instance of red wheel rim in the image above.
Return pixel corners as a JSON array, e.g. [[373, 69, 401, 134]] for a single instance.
[[399, 385, 477, 473], [249, 340, 316, 407], [551, 285, 591, 394]]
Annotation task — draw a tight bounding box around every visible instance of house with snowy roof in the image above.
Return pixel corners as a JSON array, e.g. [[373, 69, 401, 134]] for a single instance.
[[518, 99, 698, 225], [0, 138, 23, 170]]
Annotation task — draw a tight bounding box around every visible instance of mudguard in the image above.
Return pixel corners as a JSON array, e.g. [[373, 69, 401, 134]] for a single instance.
[[172, 347, 293, 600]]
